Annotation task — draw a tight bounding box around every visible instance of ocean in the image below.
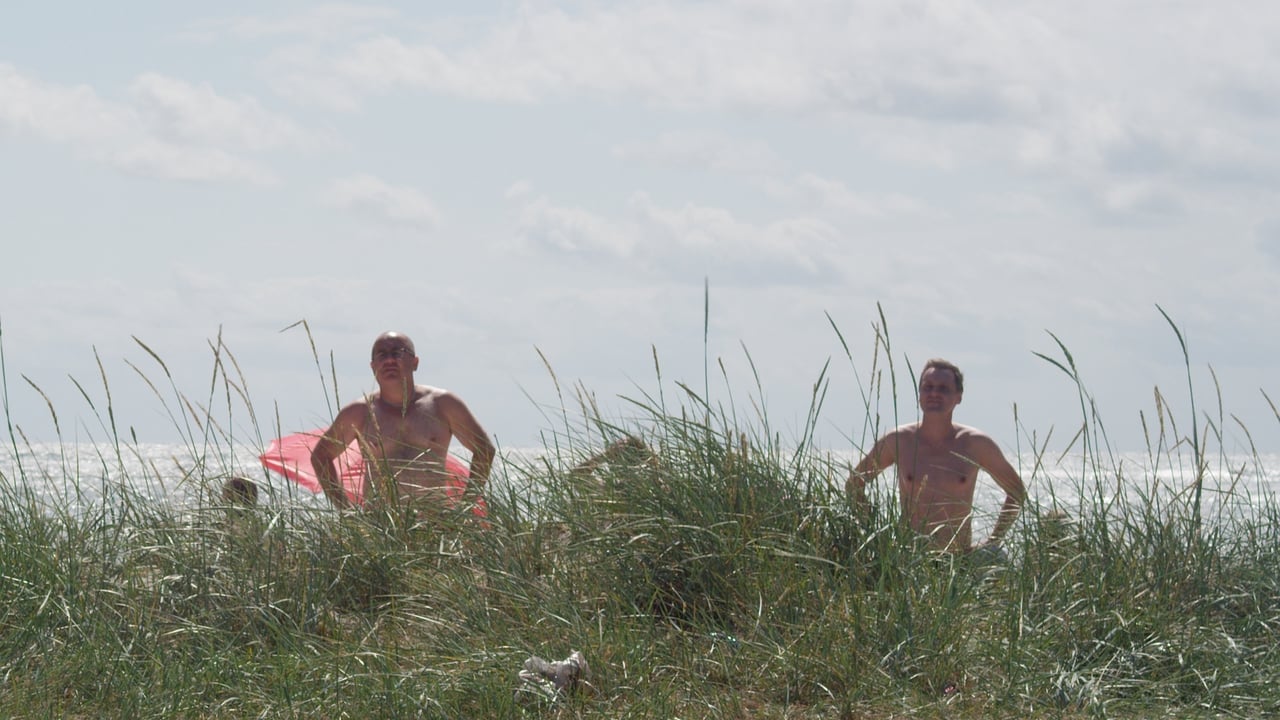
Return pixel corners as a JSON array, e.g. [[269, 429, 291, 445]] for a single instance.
[[2, 442, 1278, 535]]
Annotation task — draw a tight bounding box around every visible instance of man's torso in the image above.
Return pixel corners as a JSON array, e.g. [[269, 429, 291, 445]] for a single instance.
[[357, 387, 456, 499], [891, 423, 983, 550]]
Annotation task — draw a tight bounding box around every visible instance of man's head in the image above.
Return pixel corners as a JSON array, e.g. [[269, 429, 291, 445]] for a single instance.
[[370, 331, 419, 383], [222, 476, 259, 506], [918, 358, 963, 414], [921, 358, 963, 393]]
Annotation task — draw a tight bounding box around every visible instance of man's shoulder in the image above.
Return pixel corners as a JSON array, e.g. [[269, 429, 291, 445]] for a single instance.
[[415, 385, 453, 402], [337, 395, 374, 417], [953, 423, 995, 441], [883, 422, 923, 439], [953, 424, 1004, 455], [884, 422, 995, 448], [413, 386, 472, 416], [870, 424, 920, 453]]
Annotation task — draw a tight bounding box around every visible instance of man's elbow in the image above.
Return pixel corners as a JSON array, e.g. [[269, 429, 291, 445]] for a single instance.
[[476, 436, 496, 462], [1007, 484, 1028, 506], [311, 446, 336, 470], [847, 465, 874, 490]]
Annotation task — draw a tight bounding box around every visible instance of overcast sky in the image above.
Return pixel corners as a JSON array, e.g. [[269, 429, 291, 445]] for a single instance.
[[4, 1, 1280, 461]]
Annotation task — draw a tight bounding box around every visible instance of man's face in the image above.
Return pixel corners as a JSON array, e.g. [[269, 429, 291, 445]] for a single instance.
[[918, 366, 961, 414], [370, 335, 418, 382]]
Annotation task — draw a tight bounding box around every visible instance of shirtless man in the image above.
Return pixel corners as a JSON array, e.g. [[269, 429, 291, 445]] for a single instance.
[[848, 358, 1026, 553], [311, 331, 495, 511]]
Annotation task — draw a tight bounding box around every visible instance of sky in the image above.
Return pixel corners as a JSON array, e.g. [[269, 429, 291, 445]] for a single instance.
[[4, 1, 1280, 461]]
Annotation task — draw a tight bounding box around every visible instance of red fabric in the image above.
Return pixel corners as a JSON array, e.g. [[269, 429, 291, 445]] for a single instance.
[[260, 429, 485, 517]]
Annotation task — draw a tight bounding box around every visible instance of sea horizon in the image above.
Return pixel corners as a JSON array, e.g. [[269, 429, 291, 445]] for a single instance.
[[4, 441, 1277, 537]]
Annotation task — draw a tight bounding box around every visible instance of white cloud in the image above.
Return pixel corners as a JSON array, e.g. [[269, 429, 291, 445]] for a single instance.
[[513, 194, 636, 258], [632, 193, 845, 284], [322, 174, 441, 227], [0, 64, 322, 186], [612, 131, 782, 176], [871, 131, 959, 171], [248, 2, 1280, 223], [791, 174, 934, 219], [182, 4, 400, 43], [1252, 218, 1280, 264], [1097, 180, 1183, 218], [110, 141, 277, 185], [129, 73, 329, 151], [260, 45, 366, 111], [507, 188, 844, 285], [0, 63, 134, 143], [505, 180, 533, 200], [10, 2, 1280, 453], [268, 1, 1058, 118]]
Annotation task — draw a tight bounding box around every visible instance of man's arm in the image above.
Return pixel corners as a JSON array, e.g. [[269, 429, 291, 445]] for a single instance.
[[440, 392, 495, 485], [311, 403, 366, 510], [572, 436, 654, 477], [848, 432, 898, 509], [971, 435, 1027, 547]]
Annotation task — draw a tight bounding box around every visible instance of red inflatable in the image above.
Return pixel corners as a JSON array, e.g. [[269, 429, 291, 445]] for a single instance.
[[260, 429, 485, 517]]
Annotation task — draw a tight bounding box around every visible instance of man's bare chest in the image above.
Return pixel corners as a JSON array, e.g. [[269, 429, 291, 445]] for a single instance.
[[362, 403, 449, 456], [897, 442, 980, 487]]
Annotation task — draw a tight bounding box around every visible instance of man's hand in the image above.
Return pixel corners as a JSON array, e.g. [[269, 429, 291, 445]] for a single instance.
[[846, 469, 871, 514]]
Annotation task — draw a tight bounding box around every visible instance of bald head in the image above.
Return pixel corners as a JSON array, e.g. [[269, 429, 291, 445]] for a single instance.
[[371, 332, 416, 361]]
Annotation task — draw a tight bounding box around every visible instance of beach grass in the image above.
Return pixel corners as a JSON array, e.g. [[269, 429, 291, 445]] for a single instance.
[[1, 320, 1278, 718]]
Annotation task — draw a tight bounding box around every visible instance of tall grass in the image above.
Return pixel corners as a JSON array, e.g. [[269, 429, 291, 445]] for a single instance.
[[0, 315, 1278, 718]]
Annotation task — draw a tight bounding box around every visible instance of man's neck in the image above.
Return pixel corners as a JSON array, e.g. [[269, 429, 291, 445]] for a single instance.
[[377, 380, 416, 409], [918, 413, 956, 442]]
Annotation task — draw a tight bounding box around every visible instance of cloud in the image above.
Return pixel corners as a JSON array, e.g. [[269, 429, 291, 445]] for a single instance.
[[263, 1, 1060, 117], [128, 73, 329, 151], [504, 180, 533, 200], [322, 174, 441, 227], [612, 130, 782, 176], [244, 1, 1280, 225], [0, 63, 134, 143], [610, 136, 942, 222], [1253, 218, 1280, 263], [0, 64, 323, 186], [186, 3, 400, 42], [632, 193, 845, 284], [508, 188, 844, 285], [1095, 180, 1184, 219], [789, 173, 934, 219], [871, 131, 959, 171], [514, 194, 638, 258], [111, 141, 277, 185]]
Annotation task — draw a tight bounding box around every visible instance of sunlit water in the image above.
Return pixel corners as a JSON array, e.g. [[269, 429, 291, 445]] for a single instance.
[[2, 443, 1277, 535]]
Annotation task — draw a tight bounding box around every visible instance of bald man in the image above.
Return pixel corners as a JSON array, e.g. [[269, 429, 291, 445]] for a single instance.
[[311, 331, 495, 511]]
